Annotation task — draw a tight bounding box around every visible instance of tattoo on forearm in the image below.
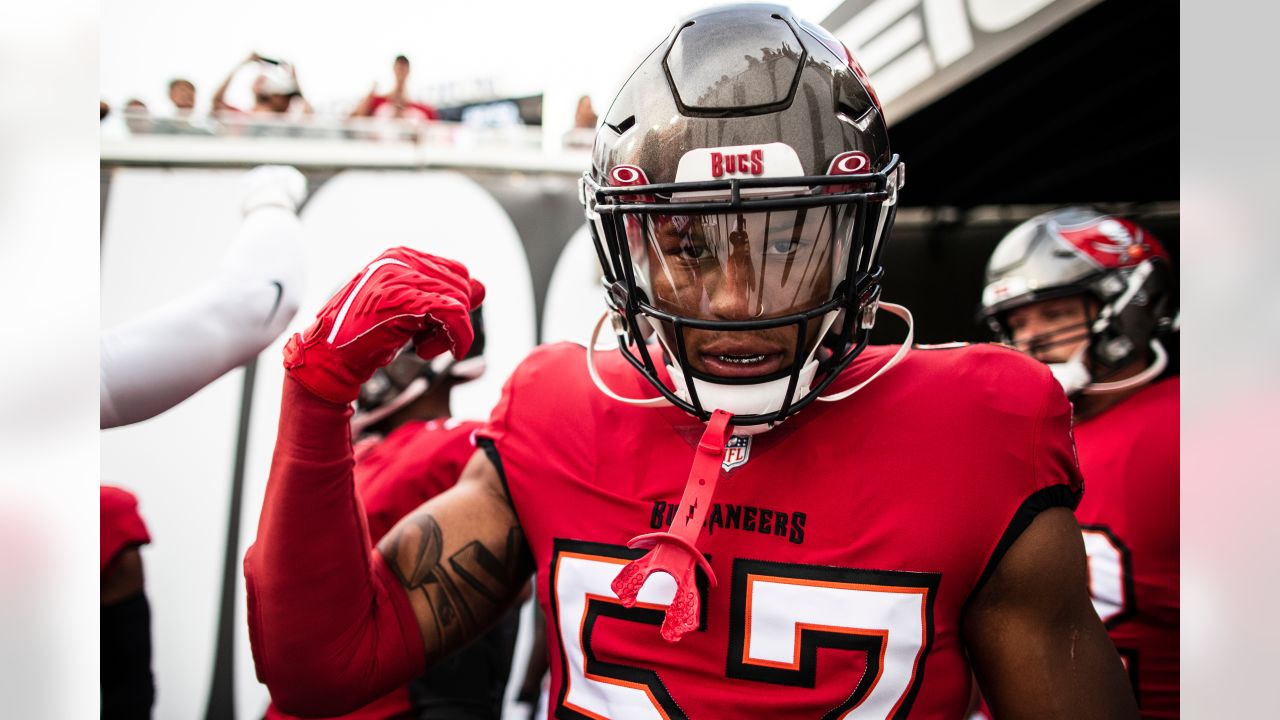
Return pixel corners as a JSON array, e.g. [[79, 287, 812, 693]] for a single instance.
[[449, 528, 525, 603], [379, 513, 526, 649], [386, 513, 444, 588]]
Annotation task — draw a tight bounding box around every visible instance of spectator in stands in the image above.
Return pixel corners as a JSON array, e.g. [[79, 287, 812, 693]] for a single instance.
[[123, 99, 152, 134], [213, 53, 313, 118], [168, 78, 196, 115], [573, 94, 597, 129], [563, 94, 597, 149], [101, 99, 110, 120], [155, 77, 218, 136], [350, 55, 438, 121]]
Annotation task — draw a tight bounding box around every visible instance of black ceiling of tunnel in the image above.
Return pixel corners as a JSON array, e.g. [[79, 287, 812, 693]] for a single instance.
[[885, 0, 1178, 208]]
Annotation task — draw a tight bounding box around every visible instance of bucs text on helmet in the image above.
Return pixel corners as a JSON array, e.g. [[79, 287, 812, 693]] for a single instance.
[[979, 206, 1176, 392], [579, 3, 905, 427]]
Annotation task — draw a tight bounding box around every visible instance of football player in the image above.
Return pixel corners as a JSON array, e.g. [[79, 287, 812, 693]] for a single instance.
[[979, 207, 1179, 717], [246, 5, 1137, 718], [264, 311, 522, 720]]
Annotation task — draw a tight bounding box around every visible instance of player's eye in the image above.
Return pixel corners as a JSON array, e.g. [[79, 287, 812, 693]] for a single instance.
[[767, 237, 800, 255], [676, 239, 712, 261]]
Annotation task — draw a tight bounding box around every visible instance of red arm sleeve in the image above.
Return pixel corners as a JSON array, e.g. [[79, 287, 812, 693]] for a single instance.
[[244, 377, 426, 717]]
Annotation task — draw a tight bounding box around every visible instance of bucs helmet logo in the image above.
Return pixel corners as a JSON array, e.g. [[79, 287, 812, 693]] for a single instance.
[[1055, 217, 1169, 269], [1093, 219, 1136, 254]]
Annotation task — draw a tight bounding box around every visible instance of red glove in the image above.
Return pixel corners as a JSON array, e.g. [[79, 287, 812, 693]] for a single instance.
[[284, 248, 485, 404]]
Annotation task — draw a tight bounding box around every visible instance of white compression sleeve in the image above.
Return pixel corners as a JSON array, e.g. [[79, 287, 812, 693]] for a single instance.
[[100, 167, 306, 428]]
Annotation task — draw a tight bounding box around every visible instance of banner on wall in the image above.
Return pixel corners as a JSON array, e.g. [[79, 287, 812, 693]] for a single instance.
[[823, 0, 1101, 121]]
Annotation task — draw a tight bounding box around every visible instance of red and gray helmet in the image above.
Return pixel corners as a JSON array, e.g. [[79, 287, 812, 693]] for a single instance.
[[979, 206, 1176, 372], [579, 3, 904, 426]]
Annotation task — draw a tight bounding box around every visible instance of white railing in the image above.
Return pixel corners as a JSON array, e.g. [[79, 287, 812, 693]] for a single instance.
[[101, 111, 593, 175]]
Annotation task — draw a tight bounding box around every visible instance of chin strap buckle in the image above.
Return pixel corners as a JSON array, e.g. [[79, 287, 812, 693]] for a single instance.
[[611, 410, 734, 642], [860, 298, 880, 330]]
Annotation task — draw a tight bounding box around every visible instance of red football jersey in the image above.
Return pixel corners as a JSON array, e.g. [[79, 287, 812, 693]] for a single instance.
[[1074, 378, 1179, 718], [481, 342, 1082, 719], [266, 417, 481, 720]]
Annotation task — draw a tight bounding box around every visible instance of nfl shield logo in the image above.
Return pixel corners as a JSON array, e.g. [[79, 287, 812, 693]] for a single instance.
[[722, 435, 752, 472]]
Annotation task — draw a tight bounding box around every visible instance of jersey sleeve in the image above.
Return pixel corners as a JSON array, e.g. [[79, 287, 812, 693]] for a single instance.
[[1033, 371, 1085, 501], [476, 344, 594, 505], [972, 362, 1084, 596]]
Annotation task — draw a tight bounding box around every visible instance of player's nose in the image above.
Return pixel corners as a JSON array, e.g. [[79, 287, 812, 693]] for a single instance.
[[708, 231, 758, 320]]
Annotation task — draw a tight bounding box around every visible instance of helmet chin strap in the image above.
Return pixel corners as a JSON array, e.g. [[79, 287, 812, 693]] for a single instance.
[[816, 302, 913, 403], [586, 311, 672, 407], [585, 302, 916, 426], [1081, 340, 1168, 395], [1048, 339, 1168, 396]]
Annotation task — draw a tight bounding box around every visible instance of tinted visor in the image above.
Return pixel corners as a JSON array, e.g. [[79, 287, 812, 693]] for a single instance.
[[630, 206, 854, 322]]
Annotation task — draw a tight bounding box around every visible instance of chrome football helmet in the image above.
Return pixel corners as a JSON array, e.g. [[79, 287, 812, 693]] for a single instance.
[[580, 3, 905, 426]]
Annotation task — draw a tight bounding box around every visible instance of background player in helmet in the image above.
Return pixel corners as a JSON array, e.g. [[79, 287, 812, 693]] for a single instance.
[[246, 6, 1137, 718], [264, 309, 522, 720], [979, 207, 1180, 717], [978, 205, 1177, 416]]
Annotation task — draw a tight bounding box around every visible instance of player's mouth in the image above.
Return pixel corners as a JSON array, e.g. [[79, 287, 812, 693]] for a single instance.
[[696, 342, 787, 378]]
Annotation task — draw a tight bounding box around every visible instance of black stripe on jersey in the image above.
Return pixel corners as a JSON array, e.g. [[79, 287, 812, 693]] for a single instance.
[[475, 437, 534, 575], [475, 436, 511, 503], [970, 484, 1081, 599], [726, 559, 939, 719]]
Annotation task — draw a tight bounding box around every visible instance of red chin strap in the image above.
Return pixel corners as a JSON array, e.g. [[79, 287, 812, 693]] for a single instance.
[[611, 410, 735, 642]]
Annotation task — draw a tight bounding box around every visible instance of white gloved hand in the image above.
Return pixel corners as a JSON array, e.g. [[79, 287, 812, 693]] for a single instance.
[[240, 165, 308, 215]]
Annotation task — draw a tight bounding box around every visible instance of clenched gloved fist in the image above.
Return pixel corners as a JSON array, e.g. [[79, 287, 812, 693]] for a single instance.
[[283, 247, 485, 404]]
